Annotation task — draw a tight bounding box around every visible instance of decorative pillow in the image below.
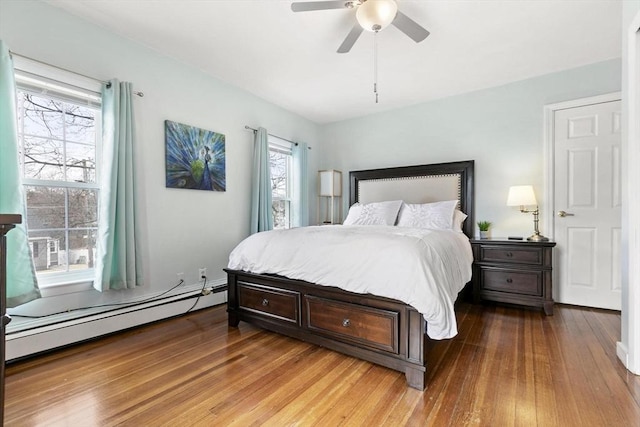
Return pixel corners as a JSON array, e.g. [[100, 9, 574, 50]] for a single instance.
[[343, 200, 403, 226], [396, 200, 459, 229], [452, 209, 468, 232]]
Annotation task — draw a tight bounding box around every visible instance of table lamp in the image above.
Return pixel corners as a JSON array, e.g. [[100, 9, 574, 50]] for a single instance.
[[506, 185, 549, 242]]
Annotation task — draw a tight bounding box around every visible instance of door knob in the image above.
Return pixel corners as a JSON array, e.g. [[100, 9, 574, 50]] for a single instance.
[[557, 210, 574, 217]]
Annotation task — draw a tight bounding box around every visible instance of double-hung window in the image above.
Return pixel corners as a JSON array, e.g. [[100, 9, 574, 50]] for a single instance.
[[269, 136, 293, 229], [14, 68, 102, 287]]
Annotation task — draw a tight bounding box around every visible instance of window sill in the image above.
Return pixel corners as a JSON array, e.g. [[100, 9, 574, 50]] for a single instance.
[[36, 270, 95, 297]]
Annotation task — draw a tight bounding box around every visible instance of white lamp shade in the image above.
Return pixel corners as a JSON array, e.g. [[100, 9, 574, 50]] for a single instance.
[[319, 170, 342, 197], [506, 185, 538, 206], [356, 0, 398, 32]]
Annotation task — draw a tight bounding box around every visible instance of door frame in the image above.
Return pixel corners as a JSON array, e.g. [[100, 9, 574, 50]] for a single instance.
[[619, 9, 640, 375], [542, 92, 621, 302]]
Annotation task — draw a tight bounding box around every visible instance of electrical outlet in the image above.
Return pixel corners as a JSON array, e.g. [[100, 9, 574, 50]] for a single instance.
[[199, 268, 207, 278], [177, 272, 184, 281]]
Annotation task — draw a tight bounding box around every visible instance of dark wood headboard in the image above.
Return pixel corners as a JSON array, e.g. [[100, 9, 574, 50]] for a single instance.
[[349, 160, 475, 238]]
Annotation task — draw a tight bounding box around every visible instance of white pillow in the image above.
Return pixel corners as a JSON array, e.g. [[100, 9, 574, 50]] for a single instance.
[[343, 200, 403, 226], [396, 200, 459, 229], [452, 209, 468, 232]]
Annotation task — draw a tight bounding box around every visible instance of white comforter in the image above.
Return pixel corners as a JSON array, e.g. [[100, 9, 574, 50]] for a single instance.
[[228, 225, 473, 339]]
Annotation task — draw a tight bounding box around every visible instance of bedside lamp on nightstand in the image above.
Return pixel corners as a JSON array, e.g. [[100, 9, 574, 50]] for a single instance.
[[507, 185, 549, 242], [318, 170, 342, 225]]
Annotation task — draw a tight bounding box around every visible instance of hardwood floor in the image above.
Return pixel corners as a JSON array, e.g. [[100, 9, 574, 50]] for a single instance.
[[5, 302, 640, 426]]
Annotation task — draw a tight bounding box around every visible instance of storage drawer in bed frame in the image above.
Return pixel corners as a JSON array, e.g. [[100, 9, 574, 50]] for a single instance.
[[237, 281, 300, 324], [305, 295, 399, 354]]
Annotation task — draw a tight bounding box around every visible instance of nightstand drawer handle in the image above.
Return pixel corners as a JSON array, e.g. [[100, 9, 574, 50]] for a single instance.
[[506, 278, 513, 283], [505, 252, 513, 258], [261, 298, 269, 307], [342, 318, 351, 327]]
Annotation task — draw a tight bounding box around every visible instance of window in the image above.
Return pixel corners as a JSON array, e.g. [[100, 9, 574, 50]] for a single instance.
[[269, 137, 293, 229], [15, 70, 102, 286]]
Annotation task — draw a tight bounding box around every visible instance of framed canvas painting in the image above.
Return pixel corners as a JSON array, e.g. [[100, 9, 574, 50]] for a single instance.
[[165, 120, 226, 191]]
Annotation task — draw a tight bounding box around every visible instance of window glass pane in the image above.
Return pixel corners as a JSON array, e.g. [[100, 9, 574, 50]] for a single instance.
[[22, 136, 65, 180], [26, 186, 65, 229], [68, 229, 96, 269], [21, 93, 64, 139], [29, 230, 66, 274], [16, 95, 24, 133], [65, 104, 96, 143], [270, 150, 288, 199], [66, 142, 96, 183], [68, 188, 98, 229], [272, 200, 290, 230]]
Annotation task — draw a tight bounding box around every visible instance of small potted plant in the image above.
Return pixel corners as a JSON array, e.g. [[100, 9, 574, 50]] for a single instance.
[[478, 221, 492, 239]]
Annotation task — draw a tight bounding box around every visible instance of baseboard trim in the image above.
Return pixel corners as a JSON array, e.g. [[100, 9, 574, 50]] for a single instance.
[[6, 289, 228, 361], [617, 341, 629, 369]]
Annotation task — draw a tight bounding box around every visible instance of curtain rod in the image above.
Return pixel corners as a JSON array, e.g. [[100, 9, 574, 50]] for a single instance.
[[244, 125, 311, 149], [9, 51, 144, 97]]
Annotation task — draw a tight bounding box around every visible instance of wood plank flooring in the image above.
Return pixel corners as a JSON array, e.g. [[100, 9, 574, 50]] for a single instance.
[[5, 302, 640, 426]]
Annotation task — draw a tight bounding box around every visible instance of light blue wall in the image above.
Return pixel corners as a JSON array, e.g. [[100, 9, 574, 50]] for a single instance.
[[0, 0, 320, 295], [319, 59, 621, 238]]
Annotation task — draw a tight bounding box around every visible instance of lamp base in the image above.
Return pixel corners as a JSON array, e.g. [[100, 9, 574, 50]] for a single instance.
[[527, 233, 549, 242]]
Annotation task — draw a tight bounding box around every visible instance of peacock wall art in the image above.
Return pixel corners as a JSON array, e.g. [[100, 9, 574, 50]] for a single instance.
[[165, 120, 226, 191]]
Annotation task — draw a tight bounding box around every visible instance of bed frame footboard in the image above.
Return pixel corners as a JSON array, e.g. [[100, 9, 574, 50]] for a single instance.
[[225, 269, 429, 390]]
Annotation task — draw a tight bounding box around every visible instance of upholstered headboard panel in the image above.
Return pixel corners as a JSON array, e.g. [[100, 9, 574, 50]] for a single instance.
[[349, 161, 475, 238], [357, 174, 461, 205]]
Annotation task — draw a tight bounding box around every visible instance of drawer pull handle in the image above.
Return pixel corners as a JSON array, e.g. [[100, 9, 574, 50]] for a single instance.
[[506, 252, 513, 258], [506, 278, 513, 284], [342, 318, 351, 327], [261, 298, 269, 307]]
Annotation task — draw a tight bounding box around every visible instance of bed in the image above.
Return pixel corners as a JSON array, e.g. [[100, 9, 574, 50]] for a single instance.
[[225, 160, 474, 390]]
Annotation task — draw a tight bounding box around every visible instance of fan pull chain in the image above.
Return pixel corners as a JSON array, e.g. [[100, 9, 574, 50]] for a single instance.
[[373, 30, 379, 103]]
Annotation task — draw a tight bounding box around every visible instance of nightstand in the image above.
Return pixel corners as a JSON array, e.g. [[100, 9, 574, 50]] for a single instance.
[[471, 238, 556, 315]]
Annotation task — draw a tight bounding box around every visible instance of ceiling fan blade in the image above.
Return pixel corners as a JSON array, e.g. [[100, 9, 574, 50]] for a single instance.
[[392, 10, 430, 43], [291, 1, 349, 12], [337, 23, 364, 53]]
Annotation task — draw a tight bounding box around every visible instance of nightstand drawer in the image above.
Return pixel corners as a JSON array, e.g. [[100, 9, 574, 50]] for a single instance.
[[479, 246, 543, 265], [238, 281, 300, 324], [306, 295, 399, 353], [481, 269, 542, 296]]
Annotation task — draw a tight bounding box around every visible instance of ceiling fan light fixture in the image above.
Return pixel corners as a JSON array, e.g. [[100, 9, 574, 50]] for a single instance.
[[356, 0, 398, 32]]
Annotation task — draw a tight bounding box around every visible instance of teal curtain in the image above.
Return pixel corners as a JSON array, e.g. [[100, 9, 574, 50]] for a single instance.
[[250, 127, 273, 234], [292, 142, 309, 227], [96, 80, 142, 291], [0, 41, 40, 307]]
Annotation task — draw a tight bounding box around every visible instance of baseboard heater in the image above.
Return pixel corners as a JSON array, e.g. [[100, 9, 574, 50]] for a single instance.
[[6, 283, 227, 361]]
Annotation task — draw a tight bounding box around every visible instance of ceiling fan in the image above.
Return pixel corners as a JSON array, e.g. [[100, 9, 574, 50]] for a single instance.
[[291, 0, 430, 53]]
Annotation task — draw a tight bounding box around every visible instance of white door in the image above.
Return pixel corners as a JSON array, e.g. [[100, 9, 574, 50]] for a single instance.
[[554, 99, 622, 310]]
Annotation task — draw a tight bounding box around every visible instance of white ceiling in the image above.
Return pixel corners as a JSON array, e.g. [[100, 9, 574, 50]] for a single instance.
[[45, 0, 622, 124]]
